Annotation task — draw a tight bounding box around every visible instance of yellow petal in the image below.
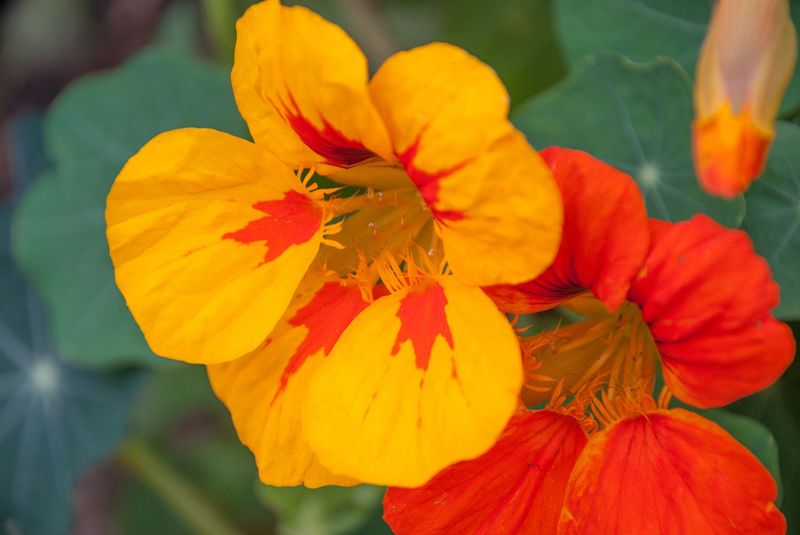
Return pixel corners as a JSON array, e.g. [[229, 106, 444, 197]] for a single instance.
[[436, 130, 562, 286], [106, 128, 323, 364], [208, 277, 370, 487], [232, 0, 393, 168], [370, 42, 511, 208], [369, 44, 561, 285], [302, 278, 523, 487]]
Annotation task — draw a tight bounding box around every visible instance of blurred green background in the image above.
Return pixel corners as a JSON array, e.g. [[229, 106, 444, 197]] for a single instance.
[[1, 0, 799, 534]]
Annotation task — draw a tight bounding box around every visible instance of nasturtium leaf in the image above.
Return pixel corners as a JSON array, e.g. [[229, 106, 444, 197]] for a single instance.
[[555, 0, 800, 115], [513, 54, 745, 227], [11, 48, 246, 368], [0, 201, 142, 535], [7, 112, 51, 189], [701, 409, 783, 505], [257, 484, 387, 535], [741, 122, 800, 320]]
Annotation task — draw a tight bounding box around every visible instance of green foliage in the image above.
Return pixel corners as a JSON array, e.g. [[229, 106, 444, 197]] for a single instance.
[[258, 484, 390, 535], [0, 192, 142, 535], [555, 0, 800, 115], [513, 53, 745, 226], [11, 49, 246, 368], [741, 122, 800, 320]]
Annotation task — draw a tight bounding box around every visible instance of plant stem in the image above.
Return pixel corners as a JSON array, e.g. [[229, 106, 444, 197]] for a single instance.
[[201, 0, 237, 64], [119, 440, 243, 535]]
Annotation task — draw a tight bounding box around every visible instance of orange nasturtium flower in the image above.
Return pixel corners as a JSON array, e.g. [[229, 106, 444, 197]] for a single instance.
[[105, 0, 562, 487], [384, 148, 795, 534], [693, 0, 797, 198]]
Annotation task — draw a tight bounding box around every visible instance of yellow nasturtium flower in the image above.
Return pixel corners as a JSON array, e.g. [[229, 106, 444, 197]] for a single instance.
[[693, 0, 797, 198], [106, 0, 562, 488]]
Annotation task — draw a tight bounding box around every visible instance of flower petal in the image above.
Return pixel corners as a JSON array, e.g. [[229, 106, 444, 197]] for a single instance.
[[370, 44, 563, 286], [434, 131, 563, 286], [487, 147, 649, 313], [208, 278, 370, 487], [370, 42, 511, 207], [106, 128, 323, 364], [693, 0, 797, 197], [383, 410, 587, 535], [232, 0, 392, 168], [302, 278, 523, 487], [629, 215, 795, 407], [560, 409, 785, 534]]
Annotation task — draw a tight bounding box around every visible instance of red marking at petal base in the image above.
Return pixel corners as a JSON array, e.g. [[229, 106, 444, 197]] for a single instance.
[[392, 283, 454, 370], [397, 137, 467, 223], [279, 93, 375, 168], [273, 282, 370, 400], [223, 190, 322, 263]]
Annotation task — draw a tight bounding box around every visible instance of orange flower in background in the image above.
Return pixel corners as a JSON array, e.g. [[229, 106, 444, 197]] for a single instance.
[[693, 0, 797, 198], [385, 147, 794, 533], [105, 0, 562, 488]]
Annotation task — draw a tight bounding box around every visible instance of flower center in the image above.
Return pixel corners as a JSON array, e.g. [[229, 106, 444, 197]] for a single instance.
[[521, 299, 661, 430]]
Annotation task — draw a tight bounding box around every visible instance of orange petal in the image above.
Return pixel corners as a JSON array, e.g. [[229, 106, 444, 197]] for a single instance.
[[629, 215, 795, 408], [208, 277, 370, 487], [232, 0, 392, 169], [693, 104, 772, 198], [693, 0, 797, 197], [487, 147, 649, 313], [106, 128, 323, 364], [384, 410, 587, 535], [302, 277, 523, 486], [560, 408, 785, 534]]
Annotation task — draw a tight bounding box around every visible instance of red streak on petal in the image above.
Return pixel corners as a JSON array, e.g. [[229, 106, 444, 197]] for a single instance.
[[280, 92, 375, 168], [223, 190, 322, 263], [397, 137, 467, 222], [273, 283, 370, 400], [391, 283, 454, 370]]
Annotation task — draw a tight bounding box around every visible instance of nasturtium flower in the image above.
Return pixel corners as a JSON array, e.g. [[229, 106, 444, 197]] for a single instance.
[[487, 147, 794, 410], [384, 148, 794, 533], [384, 406, 785, 534], [105, 0, 562, 488], [693, 0, 797, 198]]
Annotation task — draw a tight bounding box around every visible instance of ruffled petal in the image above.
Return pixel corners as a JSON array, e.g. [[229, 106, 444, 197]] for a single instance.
[[302, 278, 522, 486], [370, 44, 562, 285], [487, 147, 649, 313], [560, 409, 785, 534], [232, 0, 392, 169], [106, 128, 323, 364], [208, 278, 369, 487], [629, 215, 794, 407], [383, 410, 586, 535]]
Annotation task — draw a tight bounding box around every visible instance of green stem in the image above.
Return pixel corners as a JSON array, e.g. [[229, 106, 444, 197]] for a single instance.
[[119, 440, 243, 535], [201, 0, 237, 63]]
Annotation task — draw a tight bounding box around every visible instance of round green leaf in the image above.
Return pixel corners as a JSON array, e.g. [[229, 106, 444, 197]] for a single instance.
[[701, 409, 783, 505], [741, 122, 800, 320], [513, 53, 745, 226], [11, 48, 246, 368], [555, 0, 800, 115], [0, 201, 142, 535]]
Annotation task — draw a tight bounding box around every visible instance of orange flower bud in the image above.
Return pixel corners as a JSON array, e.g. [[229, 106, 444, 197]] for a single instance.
[[693, 0, 797, 198]]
